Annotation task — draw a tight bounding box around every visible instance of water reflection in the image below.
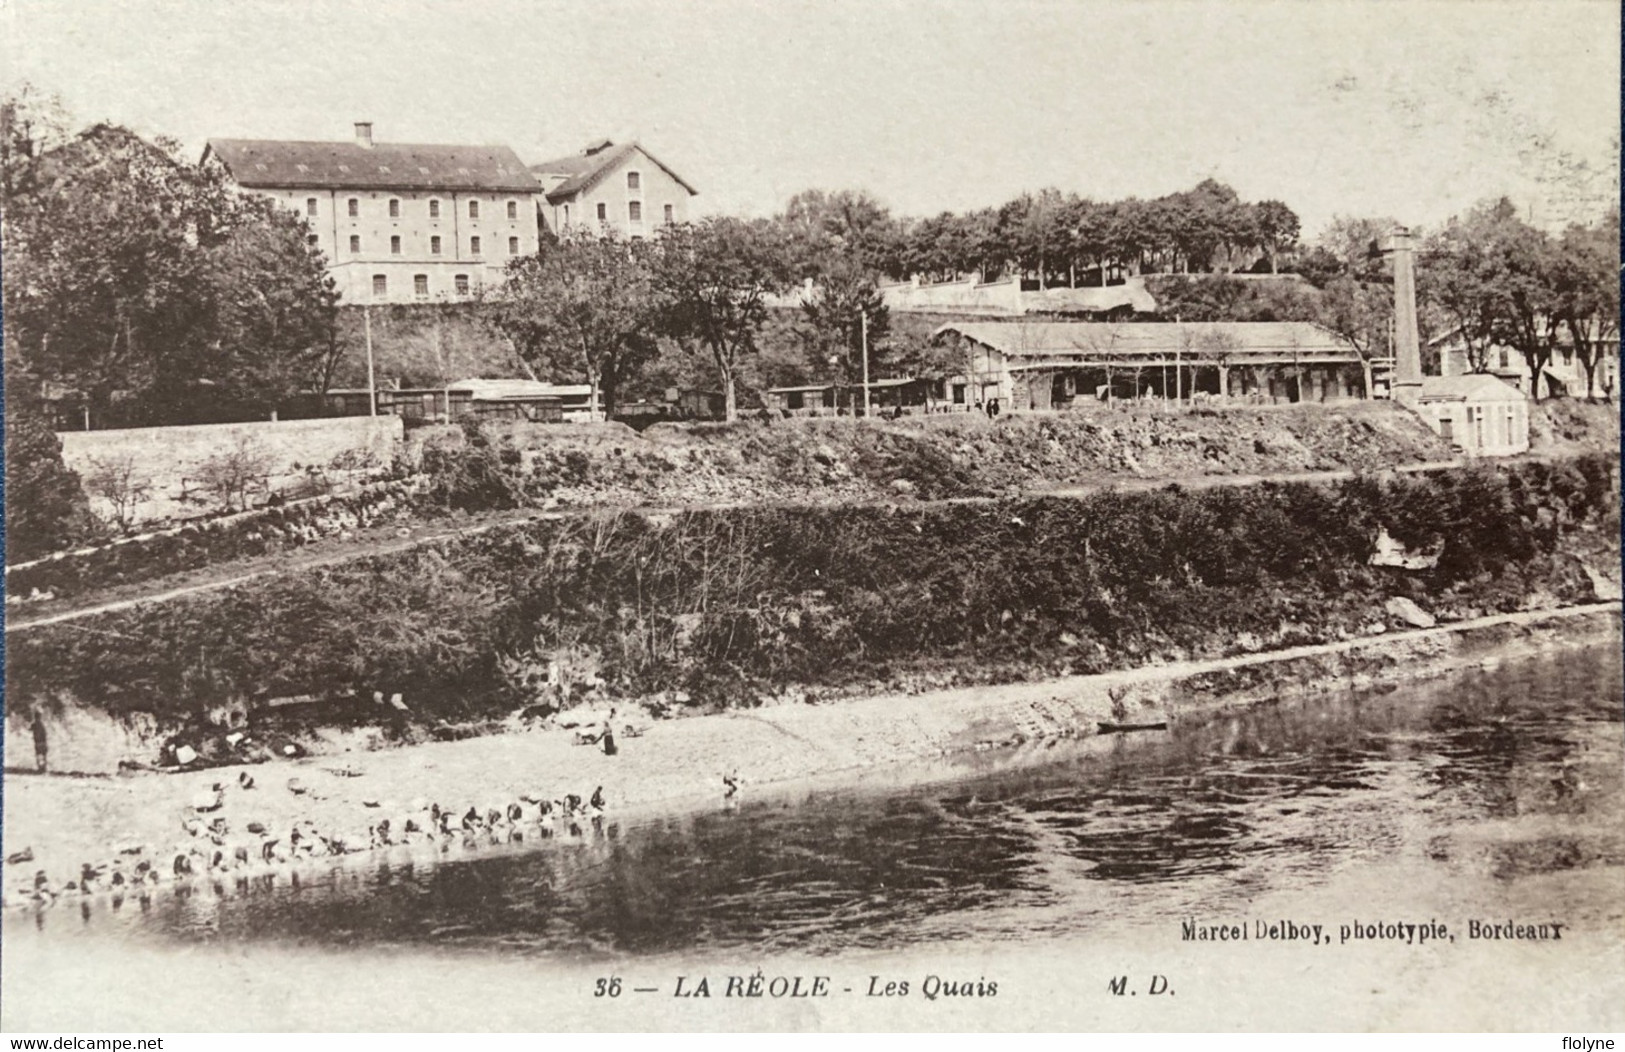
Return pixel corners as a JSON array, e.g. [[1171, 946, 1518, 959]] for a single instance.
[[12, 647, 1623, 959]]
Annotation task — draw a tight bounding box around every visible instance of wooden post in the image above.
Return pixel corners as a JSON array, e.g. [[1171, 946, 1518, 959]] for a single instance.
[[364, 305, 378, 417]]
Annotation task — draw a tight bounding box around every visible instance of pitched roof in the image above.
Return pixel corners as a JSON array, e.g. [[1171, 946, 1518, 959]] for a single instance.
[[1416, 374, 1527, 402], [205, 138, 541, 193], [935, 321, 1358, 361], [529, 141, 698, 203]]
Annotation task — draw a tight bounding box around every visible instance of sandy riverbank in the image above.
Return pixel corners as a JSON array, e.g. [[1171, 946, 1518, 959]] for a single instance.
[[3, 602, 1618, 908]]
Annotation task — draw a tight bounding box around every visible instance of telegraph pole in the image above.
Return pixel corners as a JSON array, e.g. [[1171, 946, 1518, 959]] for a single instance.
[[364, 303, 378, 417], [861, 310, 871, 418]]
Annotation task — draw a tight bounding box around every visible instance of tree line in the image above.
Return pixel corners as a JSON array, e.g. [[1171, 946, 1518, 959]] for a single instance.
[[4, 84, 1616, 443], [775, 180, 1302, 286], [2, 87, 341, 430]]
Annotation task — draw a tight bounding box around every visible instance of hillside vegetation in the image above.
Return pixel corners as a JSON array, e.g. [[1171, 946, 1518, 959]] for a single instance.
[[427, 401, 1456, 510], [8, 454, 1615, 741]]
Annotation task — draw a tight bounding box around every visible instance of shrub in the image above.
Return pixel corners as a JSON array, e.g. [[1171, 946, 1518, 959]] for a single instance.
[[84, 453, 154, 532], [3, 398, 100, 561], [195, 434, 275, 513], [418, 420, 524, 512]]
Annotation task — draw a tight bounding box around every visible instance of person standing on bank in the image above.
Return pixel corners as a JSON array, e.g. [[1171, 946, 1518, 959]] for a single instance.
[[31, 712, 49, 773]]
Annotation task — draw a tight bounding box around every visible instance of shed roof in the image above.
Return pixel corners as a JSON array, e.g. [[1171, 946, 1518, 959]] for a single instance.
[[206, 138, 540, 193], [765, 384, 838, 394], [1415, 374, 1527, 403], [935, 320, 1358, 360], [449, 378, 590, 399], [530, 141, 698, 204]]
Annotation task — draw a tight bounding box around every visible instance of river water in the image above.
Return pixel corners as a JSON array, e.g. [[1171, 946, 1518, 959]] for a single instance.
[[11, 644, 1623, 966]]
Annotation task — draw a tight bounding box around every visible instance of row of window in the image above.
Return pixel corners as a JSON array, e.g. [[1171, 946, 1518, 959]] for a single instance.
[[306, 196, 523, 221], [374, 273, 473, 298], [307, 233, 521, 256], [563, 201, 674, 224]]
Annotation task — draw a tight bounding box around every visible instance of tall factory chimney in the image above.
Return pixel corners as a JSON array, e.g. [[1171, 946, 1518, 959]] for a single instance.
[[1385, 226, 1423, 404]]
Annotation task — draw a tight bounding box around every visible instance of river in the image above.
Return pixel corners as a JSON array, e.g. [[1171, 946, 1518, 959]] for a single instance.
[[8, 642, 1622, 951]]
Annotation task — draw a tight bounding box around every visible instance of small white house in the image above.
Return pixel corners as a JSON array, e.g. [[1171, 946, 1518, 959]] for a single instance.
[[1412, 374, 1529, 456]]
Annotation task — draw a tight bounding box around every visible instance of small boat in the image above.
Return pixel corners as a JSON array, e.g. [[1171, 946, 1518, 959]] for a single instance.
[[1097, 720, 1168, 734]]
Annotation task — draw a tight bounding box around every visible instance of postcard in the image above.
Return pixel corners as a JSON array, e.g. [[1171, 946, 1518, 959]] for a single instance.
[[2, 0, 1620, 1034]]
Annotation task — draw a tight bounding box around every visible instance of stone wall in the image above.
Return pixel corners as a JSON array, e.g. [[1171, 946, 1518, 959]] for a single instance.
[[877, 276, 1025, 315], [58, 416, 404, 525]]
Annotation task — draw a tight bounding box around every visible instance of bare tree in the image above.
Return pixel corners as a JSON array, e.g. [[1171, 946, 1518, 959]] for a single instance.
[[84, 453, 152, 532]]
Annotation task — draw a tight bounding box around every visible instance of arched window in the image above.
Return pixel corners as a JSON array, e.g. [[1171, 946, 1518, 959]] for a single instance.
[[468, 199, 480, 219]]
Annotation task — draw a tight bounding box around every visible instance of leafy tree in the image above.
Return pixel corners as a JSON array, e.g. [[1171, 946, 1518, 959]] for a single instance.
[[0, 81, 70, 199], [1252, 200, 1301, 274], [179, 194, 341, 418], [485, 232, 660, 419], [1318, 215, 1400, 282], [653, 217, 789, 421], [1421, 206, 1508, 376], [797, 259, 891, 387], [998, 188, 1069, 288], [3, 389, 100, 561], [1315, 277, 1392, 396], [780, 188, 897, 278], [1481, 206, 1562, 399], [1550, 213, 1620, 401], [2, 96, 340, 426]]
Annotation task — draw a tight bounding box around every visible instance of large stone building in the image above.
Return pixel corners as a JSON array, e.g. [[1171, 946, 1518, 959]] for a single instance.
[[531, 139, 697, 238], [203, 123, 546, 304]]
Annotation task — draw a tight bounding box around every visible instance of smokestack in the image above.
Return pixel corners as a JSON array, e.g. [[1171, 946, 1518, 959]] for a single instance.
[[1385, 226, 1423, 403], [354, 122, 374, 149]]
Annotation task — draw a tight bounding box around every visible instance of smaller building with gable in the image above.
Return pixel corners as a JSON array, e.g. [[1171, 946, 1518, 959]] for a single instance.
[[531, 139, 697, 239]]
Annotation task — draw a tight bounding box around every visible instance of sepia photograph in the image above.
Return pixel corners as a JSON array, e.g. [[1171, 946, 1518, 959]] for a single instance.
[[1, 0, 1620, 1034]]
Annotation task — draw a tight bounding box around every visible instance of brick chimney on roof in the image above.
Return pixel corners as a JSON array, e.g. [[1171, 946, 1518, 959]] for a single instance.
[[355, 122, 374, 149]]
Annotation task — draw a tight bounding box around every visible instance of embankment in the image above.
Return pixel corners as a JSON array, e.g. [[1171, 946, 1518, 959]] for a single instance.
[[5, 453, 1617, 773], [444, 399, 1457, 508], [9, 401, 1455, 615], [3, 603, 1617, 908]]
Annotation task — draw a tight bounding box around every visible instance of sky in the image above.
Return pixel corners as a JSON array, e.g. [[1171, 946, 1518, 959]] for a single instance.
[[2, 0, 1619, 238]]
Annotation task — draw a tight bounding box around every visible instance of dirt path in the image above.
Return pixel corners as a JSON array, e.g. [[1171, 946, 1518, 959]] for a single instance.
[[6, 458, 1470, 631]]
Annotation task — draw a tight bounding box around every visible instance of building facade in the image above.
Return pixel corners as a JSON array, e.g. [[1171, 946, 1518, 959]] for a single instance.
[[1411, 375, 1530, 456], [932, 320, 1368, 410], [531, 140, 697, 239], [204, 123, 546, 304], [1431, 323, 1620, 401]]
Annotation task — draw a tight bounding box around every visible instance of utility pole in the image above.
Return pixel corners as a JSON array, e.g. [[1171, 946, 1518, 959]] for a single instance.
[[861, 310, 871, 418], [364, 303, 378, 417]]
